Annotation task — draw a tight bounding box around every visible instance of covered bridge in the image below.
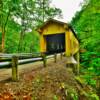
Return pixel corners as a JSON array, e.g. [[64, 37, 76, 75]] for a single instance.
[[38, 19, 79, 56], [38, 19, 80, 74]]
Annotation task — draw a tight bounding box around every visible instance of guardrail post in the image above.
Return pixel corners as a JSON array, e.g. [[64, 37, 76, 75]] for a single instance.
[[42, 53, 47, 67], [54, 53, 57, 63], [12, 56, 18, 81]]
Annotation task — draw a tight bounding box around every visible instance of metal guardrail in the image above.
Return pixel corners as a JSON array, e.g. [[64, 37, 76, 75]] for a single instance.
[[0, 52, 43, 67], [0, 52, 64, 81], [0, 57, 43, 67], [0, 56, 55, 67], [0, 52, 41, 58]]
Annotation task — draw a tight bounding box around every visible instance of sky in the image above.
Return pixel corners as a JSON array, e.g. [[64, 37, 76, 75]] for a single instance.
[[52, 0, 84, 22]]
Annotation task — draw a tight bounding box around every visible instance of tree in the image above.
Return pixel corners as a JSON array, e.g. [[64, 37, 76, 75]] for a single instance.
[[12, 0, 62, 52], [71, 0, 100, 91], [33, 0, 62, 27], [0, 0, 18, 52], [71, 0, 100, 52]]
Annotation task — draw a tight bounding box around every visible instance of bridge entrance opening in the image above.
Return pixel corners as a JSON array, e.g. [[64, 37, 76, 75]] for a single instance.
[[45, 33, 65, 54]]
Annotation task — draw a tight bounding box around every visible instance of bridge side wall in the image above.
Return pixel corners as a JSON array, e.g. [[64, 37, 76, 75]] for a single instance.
[[70, 30, 79, 55], [39, 22, 79, 55], [40, 34, 47, 52]]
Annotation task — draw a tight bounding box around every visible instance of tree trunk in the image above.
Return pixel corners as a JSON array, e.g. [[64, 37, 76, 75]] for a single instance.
[[1, 32, 5, 52], [18, 30, 24, 53], [1, 10, 10, 53], [42, 0, 45, 22]]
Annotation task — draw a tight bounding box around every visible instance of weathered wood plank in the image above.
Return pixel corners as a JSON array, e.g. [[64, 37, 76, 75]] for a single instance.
[[12, 56, 18, 81], [42, 53, 47, 67]]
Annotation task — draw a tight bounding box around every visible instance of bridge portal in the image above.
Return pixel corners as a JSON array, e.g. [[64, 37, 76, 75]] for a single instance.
[[45, 33, 65, 54]]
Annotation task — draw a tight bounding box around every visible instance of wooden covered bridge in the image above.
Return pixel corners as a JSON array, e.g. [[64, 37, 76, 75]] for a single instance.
[[38, 19, 80, 73]]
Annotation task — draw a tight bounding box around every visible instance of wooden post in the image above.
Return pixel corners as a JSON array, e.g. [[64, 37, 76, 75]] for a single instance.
[[12, 56, 18, 81], [42, 53, 47, 67], [54, 53, 57, 63], [66, 56, 77, 74], [65, 30, 71, 57], [75, 52, 80, 75]]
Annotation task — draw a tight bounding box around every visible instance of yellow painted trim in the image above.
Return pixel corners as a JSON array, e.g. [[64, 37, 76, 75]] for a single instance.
[[40, 35, 46, 52], [65, 30, 71, 56], [42, 22, 66, 35]]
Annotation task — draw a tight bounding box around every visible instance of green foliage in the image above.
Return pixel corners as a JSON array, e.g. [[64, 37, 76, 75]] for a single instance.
[[66, 87, 78, 100], [5, 24, 40, 53], [80, 51, 100, 88], [71, 0, 100, 71], [81, 74, 96, 87], [71, 0, 100, 94], [81, 52, 100, 67], [22, 30, 40, 53], [53, 95, 58, 100], [81, 52, 100, 77], [4, 20, 20, 53], [71, 0, 100, 52], [87, 92, 99, 100], [90, 94, 99, 100], [0, 32, 2, 44]]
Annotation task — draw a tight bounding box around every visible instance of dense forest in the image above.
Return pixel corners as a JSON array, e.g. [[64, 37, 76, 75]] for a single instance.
[[0, 0, 62, 53], [71, 0, 100, 97]]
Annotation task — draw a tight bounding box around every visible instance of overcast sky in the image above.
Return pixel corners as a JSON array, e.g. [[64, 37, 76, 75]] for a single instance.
[[52, 0, 84, 22]]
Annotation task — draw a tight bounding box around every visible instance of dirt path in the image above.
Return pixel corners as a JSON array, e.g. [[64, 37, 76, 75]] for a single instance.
[[0, 56, 79, 100], [0, 56, 99, 100]]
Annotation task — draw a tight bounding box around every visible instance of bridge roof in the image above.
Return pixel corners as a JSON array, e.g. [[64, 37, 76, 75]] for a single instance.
[[37, 18, 79, 41], [38, 18, 68, 30]]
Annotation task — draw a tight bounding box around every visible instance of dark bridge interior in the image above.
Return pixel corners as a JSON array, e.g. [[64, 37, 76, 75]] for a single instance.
[[46, 33, 65, 54]]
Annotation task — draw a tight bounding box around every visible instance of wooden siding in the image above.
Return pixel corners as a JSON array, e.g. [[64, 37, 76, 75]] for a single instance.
[[70, 30, 79, 54], [42, 22, 66, 35]]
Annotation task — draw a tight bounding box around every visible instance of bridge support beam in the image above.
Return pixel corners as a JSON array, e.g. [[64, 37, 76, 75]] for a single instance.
[[65, 30, 71, 57], [66, 56, 77, 74], [75, 51, 80, 75], [40, 35, 46, 53]]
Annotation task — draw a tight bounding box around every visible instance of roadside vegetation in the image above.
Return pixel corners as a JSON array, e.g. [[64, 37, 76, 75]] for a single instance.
[[71, 0, 100, 98]]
